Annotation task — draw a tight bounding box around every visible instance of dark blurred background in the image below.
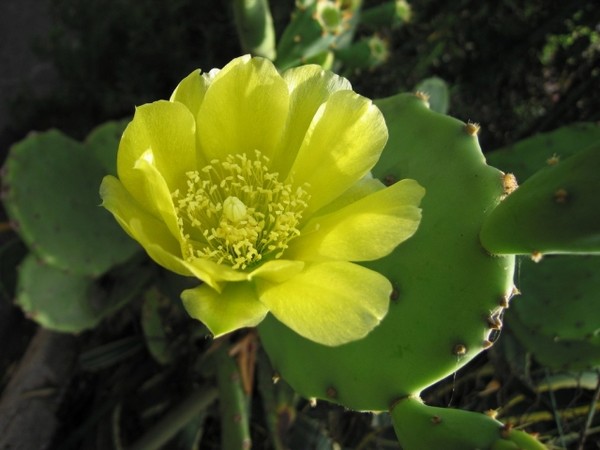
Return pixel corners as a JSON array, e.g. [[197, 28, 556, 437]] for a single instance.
[[1, 0, 599, 156]]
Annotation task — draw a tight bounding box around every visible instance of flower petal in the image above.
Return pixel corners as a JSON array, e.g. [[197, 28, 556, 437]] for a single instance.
[[170, 69, 211, 117], [276, 65, 352, 176], [100, 175, 189, 276], [101, 175, 248, 290], [249, 259, 305, 283], [182, 258, 250, 291], [118, 100, 196, 203], [133, 151, 183, 241], [181, 282, 268, 337], [288, 179, 425, 262], [312, 176, 383, 215], [256, 262, 390, 346], [286, 90, 388, 216], [196, 55, 289, 163]]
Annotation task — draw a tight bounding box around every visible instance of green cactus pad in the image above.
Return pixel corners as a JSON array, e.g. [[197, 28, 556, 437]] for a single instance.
[[481, 143, 600, 255], [259, 93, 515, 411], [485, 122, 600, 181], [414, 77, 450, 115], [15, 253, 151, 333], [274, 1, 360, 70], [507, 305, 600, 371], [85, 119, 129, 176], [390, 397, 546, 450], [334, 35, 390, 72], [360, 0, 411, 30], [232, 0, 276, 60], [506, 254, 600, 371], [2, 129, 139, 276], [215, 345, 252, 449], [512, 256, 600, 343]]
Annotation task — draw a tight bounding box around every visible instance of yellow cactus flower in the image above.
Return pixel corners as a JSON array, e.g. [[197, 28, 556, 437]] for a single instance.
[[100, 55, 424, 346]]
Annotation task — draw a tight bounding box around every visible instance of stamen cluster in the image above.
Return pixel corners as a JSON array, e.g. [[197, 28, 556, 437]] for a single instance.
[[173, 151, 309, 270]]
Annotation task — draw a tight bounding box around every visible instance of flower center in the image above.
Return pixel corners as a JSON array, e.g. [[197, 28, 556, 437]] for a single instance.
[[172, 151, 309, 270]]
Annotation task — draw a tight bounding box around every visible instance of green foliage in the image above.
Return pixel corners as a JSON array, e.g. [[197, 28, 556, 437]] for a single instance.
[[215, 345, 252, 449], [507, 257, 600, 371], [486, 122, 600, 181], [16, 253, 152, 333], [1, 121, 147, 333], [2, 128, 139, 276], [481, 142, 600, 255], [484, 123, 600, 366], [232, 0, 276, 60], [85, 120, 130, 176], [391, 397, 545, 450], [16, 254, 96, 332], [333, 35, 390, 72], [414, 76, 450, 114], [273, 1, 362, 71], [514, 256, 600, 344], [360, 0, 411, 30]]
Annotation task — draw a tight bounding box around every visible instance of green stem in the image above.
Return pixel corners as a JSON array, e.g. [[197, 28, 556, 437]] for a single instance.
[[128, 385, 218, 450], [216, 346, 252, 450]]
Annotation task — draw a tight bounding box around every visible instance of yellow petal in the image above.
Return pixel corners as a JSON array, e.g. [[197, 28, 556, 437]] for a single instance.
[[313, 176, 384, 215], [117, 100, 196, 205], [256, 262, 390, 346], [195, 55, 289, 164], [276, 65, 352, 176], [101, 176, 247, 290], [100, 175, 190, 276], [170, 69, 211, 117], [249, 259, 305, 283], [286, 90, 388, 216], [288, 179, 425, 261], [182, 258, 250, 292], [181, 282, 268, 337], [133, 152, 183, 242]]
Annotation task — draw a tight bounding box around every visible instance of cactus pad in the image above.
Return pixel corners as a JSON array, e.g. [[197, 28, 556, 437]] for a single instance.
[[481, 142, 600, 255], [390, 397, 546, 450], [486, 122, 600, 181], [1, 129, 139, 276], [506, 255, 600, 370], [15, 253, 152, 332], [259, 93, 515, 411]]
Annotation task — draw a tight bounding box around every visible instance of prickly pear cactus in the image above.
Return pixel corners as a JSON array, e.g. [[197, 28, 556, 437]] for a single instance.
[[259, 93, 516, 412], [485, 122, 600, 181], [484, 123, 600, 371], [507, 256, 600, 371], [274, 0, 362, 70], [16, 253, 152, 333], [232, 0, 276, 60], [391, 397, 546, 450], [481, 142, 600, 255], [1, 126, 139, 277], [1, 122, 145, 332]]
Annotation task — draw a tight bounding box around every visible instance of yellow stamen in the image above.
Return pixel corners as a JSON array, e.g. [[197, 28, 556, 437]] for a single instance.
[[173, 151, 309, 270]]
